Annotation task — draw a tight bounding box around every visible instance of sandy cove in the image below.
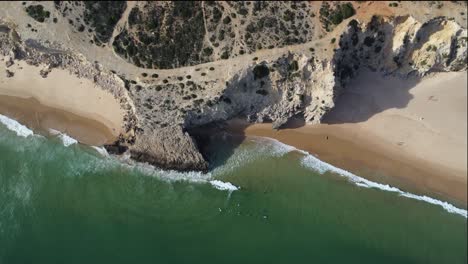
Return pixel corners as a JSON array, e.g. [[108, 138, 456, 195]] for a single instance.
[[0, 60, 124, 146], [227, 71, 467, 207], [0, 55, 466, 206]]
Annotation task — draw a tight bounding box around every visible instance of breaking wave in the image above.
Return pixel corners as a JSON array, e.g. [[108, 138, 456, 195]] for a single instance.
[[48, 129, 78, 147], [1, 114, 466, 217], [0, 114, 34, 137], [210, 180, 239, 191], [234, 136, 467, 218], [295, 143, 467, 218]]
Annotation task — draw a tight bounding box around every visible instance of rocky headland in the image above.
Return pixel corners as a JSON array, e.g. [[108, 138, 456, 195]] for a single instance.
[[0, 1, 466, 171]]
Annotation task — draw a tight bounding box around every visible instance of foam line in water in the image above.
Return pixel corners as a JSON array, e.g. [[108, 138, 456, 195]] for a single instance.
[[210, 180, 239, 191], [49, 128, 78, 147], [249, 136, 467, 218], [116, 155, 239, 192], [91, 146, 109, 157], [210, 134, 297, 175], [300, 151, 467, 218], [0, 114, 34, 137]]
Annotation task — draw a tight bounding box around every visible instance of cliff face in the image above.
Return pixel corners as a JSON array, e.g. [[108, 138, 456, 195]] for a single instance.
[[334, 16, 467, 82], [181, 15, 467, 130], [0, 1, 467, 171], [127, 14, 466, 171]]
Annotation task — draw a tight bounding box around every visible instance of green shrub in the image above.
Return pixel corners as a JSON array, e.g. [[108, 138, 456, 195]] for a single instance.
[[220, 50, 229, 60], [25, 5, 50, 23], [223, 16, 231, 24], [288, 60, 299, 72], [203, 47, 213, 56], [320, 2, 355, 30], [253, 64, 270, 80]]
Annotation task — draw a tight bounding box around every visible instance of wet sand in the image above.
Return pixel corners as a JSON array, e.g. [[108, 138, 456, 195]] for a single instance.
[[0, 95, 116, 145], [0, 57, 465, 206], [0, 60, 124, 145], [227, 119, 467, 207]]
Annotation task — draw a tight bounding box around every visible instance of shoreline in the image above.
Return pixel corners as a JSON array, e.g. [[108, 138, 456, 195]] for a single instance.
[[225, 70, 467, 207], [0, 95, 117, 146], [0, 49, 465, 207], [225, 118, 467, 208]]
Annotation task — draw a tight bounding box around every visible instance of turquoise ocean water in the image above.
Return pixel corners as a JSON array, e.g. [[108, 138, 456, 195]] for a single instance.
[[0, 115, 466, 263]]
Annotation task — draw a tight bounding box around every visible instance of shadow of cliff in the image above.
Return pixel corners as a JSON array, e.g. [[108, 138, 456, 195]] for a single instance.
[[188, 121, 249, 171], [323, 69, 421, 124], [189, 112, 312, 171], [282, 114, 306, 129], [189, 68, 422, 171]]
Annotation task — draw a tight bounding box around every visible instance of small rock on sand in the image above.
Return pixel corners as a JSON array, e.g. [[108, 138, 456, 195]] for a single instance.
[[40, 68, 50, 78], [5, 70, 14, 78], [5, 58, 13, 68]]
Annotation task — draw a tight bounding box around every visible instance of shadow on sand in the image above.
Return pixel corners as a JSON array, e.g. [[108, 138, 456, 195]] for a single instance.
[[190, 69, 422, 171], [323, 70, 421, 124]]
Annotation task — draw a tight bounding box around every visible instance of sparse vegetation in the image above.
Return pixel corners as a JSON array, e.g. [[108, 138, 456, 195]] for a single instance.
[[288, 60, 299, 72], [25, 5, 50, 23], [320, 2, 355, 31], [253, 64, 270, 80], [113, 2, 206, 69], [426, 45, 437, 52], [223, 16, 231, 24], [83, 1, 126, 45], [220, 50, 229, 60], [203, 47, 214, 56]]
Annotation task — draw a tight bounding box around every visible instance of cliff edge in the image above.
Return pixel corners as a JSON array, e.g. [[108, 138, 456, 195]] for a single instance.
[[0, 1, 466, 171]]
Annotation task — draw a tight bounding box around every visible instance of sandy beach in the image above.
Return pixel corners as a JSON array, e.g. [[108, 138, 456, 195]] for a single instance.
[[227, 71, 467, 206], [1, 58, 466, 206], [0, 60, 124, 145]]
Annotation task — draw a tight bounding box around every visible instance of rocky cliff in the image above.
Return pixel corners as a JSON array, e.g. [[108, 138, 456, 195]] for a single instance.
[[0, 1, 467, 171]]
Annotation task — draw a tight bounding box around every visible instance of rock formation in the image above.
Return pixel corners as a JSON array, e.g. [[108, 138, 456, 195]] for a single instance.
[[0, 1, 466, 171]]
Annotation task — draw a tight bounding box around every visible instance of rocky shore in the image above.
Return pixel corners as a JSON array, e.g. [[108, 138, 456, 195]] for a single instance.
[[1, 2, 467, 171]]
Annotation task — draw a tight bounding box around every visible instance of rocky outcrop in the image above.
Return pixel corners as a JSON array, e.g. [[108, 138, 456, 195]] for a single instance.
[[105, 15, 467, 171], [1, 4, 467, 172], [182, 53, 335, 129], [130, 125, 208, 171]]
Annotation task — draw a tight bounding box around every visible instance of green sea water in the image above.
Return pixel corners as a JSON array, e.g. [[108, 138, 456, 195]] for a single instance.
[[0, 120, 466, 264]]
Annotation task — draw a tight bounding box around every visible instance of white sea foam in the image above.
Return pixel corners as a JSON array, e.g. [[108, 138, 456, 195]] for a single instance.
[[49, 128, 78, 147], [211, 134, 297, 175], [210, 180, 239, 191], [250, 136, 297, 156], [113, 154, 241, 193], [239, 136, 467, 218], [0, 114, 34, 137], [91, 146, 109, 157], [300, 150, 468, 218]]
